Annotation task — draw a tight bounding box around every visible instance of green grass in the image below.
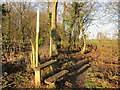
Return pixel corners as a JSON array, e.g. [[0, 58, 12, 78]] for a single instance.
[[85, 72, 112, 88], [86, 39, 118, 45]]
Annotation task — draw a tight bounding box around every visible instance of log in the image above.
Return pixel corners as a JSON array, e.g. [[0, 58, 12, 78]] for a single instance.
[[34, 60, 57, 70], [44, 70, 69, 85]]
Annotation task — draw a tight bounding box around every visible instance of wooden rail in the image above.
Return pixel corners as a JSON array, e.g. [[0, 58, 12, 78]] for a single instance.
[[35, 58, 90, 88], [34, 60, 57, 71], [44, 70, 69, 87]]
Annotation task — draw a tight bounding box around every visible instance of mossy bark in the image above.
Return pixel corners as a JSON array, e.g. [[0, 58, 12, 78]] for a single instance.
[[50, 0, 58, 57]]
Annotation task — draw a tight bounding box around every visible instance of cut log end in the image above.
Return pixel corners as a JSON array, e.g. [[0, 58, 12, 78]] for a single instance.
[[45, 79, 55, 85]]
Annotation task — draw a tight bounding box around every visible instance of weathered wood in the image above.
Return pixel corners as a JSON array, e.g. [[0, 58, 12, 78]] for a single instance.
[[36, 10, 39, 67], [35, 10, 41, 88], [34, 60, 57, 70], [46, 83, 56, 88], [35, 70, 41, 87], [77, 59, 89, 65], [44, 70, 69, 84]]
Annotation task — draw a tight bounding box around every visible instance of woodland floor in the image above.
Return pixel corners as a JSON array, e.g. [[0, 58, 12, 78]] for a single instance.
[[1, 44, 120, 89]]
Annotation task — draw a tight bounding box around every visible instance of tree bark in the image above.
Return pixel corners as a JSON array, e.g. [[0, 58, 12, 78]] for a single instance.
[[50, 0, 58, 57], [81, 29, 86, 54]]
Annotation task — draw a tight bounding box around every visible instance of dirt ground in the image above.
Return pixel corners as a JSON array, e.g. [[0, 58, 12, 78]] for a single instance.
[[1, 44, 119, 89]]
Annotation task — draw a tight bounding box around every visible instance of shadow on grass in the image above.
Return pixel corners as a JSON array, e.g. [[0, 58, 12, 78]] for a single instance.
[[40, 49, 93, 88], [56, 60, 91, 88], [41, 58, 88, 82], [42, 58, 91, 88], [58, 50, 79, 54]]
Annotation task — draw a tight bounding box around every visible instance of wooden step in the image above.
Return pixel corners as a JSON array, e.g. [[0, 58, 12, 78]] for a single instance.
[[34, 60, 57, 71], [44, 70, 69, 85]]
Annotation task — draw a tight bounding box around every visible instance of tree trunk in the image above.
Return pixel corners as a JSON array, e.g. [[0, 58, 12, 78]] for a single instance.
[[61, 2, 67, 48], [50, 0, 58, 57], [81, 29, 86, 54], [62, 2, 66, 30], [68, 30, 72, 50]]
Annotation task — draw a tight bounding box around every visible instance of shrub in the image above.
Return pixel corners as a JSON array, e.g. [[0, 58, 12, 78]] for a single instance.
[[38, 38, 44, 47]]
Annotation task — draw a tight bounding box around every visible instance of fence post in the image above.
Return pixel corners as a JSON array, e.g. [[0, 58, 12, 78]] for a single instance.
[[35, 10, 41, 87]]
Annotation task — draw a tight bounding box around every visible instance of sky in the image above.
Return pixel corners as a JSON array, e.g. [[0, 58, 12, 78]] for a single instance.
[[57, 2, 119, 39], [85, 2, 118, 39]]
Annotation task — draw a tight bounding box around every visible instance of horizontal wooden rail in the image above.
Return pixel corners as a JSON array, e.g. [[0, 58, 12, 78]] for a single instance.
[[34, 60, 57, 71], [77, 59, 90, 65], [44, 70, 69, 85]]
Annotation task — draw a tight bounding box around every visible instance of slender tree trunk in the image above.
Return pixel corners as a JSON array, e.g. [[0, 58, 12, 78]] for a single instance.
[[68, 30, 72, 50], [61, 1, 66, 48], [68, 2, 78, 50], [81, 29, 86, 54], [50, 0, 58, 57], [47, 1, 50, 13], [73, 35, 76, 49], [62, 2, 66, 30], [19, 3, 25, 43], [8, 12, 11, 41], [6, 3, 11, 55]]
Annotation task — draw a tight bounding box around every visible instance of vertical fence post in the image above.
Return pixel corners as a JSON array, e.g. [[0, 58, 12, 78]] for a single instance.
[[35, 10, 41, 88]]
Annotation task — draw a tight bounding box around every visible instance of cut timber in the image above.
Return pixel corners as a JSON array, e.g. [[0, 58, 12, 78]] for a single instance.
[[35, 70, 41, 87], [45, 70, 69, 85], [77, 59, 89, 65], [34, 60, 57, 70]]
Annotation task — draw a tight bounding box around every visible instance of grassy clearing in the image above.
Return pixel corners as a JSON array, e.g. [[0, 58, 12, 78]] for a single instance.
[[85, 64, 119, 88], [84, 42, 119, 88], [2, 39, 119, 88], [86, 39, 118, 45]]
